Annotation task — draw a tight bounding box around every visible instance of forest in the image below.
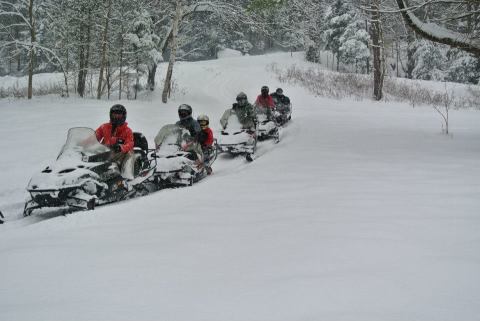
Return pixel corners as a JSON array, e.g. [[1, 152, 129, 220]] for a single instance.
[[0, 0, 479, 100]]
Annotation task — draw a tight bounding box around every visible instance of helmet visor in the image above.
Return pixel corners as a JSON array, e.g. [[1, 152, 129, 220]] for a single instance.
[[111, 113, 124, 121], [178, 110, 190, 119], [237, 97, 247, 106]]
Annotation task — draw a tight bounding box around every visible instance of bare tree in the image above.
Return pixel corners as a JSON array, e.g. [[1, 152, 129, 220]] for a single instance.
[[370, 0, 385, 100], [97, 0, 113, 99], [161, 0, 182, 103]]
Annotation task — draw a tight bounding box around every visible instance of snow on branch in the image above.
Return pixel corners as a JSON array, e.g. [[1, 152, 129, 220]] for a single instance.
[[395, 0, 480, 56]]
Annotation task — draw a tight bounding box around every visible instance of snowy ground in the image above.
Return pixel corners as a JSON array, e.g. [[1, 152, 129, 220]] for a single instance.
[[1, 52, 480, 321]]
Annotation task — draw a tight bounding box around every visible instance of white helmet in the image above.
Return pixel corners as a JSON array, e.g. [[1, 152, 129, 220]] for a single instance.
[[197, 114, 209, 129]]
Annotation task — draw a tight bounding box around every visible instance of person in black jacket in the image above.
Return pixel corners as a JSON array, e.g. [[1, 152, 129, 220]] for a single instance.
[[176, 104, 201, 138], [270, 88, 290, 106]]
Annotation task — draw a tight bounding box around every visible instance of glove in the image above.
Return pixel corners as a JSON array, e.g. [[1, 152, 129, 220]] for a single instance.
[[232, 103, 238, 108], [112, 144, 122, 153]]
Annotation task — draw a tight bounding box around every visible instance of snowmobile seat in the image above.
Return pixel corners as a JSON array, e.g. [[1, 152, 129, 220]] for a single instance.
[[133, 132, 149, 154]]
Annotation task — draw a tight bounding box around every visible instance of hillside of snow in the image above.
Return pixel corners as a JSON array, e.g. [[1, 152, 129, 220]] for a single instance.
[[1, 52, 479, 321]]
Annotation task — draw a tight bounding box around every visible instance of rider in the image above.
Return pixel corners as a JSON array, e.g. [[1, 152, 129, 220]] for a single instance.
[[95, 104, 135, 179], [254, 85, 275, 118], [220, 92, 257, 131], [197, 114, 214, 149], [177, 104, 201, 139], [270, 87, 291, 107], [197, 114, 214, 175]]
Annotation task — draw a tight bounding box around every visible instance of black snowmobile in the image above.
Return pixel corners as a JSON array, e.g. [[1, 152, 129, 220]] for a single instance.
[[23, 127, 156, 216], [152, 124, 212, 187]]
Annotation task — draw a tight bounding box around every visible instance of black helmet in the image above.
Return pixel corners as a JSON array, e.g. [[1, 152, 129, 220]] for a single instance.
[[178, 104, 192, 120], [261, 85, 269, 96], [110, 104, 127, 125], [276, 88, 283, 95], [197, 114, 209, 129], [236, 92, 248, 107]]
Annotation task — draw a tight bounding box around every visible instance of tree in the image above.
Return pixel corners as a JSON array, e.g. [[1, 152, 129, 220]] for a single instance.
[[162, 0, 182, 103], [96, 0, 113, 99], [323, 0, 353, 71], [369, 0, 385, 100]]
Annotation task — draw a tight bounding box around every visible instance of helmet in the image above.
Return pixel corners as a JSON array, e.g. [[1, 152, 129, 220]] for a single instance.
[[261, 85, 269, 97], [110, 104, 127, 125], [236, 92, 248, 107], [197, 114, 209, 129], [275, 88, 283, 95], [178, 104, 192, 120]]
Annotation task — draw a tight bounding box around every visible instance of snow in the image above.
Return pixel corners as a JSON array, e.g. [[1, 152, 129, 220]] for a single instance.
[[1, 52, 480, 321], [217, 48, 243, 58]]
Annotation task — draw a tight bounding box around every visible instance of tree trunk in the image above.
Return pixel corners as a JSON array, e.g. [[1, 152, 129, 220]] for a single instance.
[[27, 0, 35, 99], [147, 63, 157, 91], [119, 27, 125, 100], [77, 30, 86, 97], [405, 26, 415, 79], [135, 56, 139, 100], [162, 0, 182, 104], [370, 0, 384, 101], [77, 11, 92, 97], [97, 0, 112, 99], [365, 20, 370, 74]]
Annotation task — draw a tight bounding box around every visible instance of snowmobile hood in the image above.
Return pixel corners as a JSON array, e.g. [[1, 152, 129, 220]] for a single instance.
[[27, 127, 109, 191]]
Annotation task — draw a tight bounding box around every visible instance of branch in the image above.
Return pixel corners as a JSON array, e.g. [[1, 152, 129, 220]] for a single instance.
[[395, 0, 480, 56]]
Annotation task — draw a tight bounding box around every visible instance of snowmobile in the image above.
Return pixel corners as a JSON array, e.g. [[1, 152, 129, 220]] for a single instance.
[[152, 124, 211, 187], [217, 114, 257, 162], [23, 127, 156, 216], [255, 106, 280, 143], [273, 101, 292, 126]]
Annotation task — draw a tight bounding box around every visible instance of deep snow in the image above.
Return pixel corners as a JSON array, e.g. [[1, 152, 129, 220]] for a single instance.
[[0, 52, 479, 321]]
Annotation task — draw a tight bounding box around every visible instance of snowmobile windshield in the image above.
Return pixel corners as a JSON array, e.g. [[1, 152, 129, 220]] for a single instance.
[[225, 113, 244, 131], [57, 127, 110, 161], [154, 124, 193, 156]]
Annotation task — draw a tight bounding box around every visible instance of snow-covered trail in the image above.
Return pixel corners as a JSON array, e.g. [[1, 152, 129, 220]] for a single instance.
[[1, 52, 480, 321]]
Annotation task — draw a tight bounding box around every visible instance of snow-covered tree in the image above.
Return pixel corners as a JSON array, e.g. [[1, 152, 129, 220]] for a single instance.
[[323, 0, 354, 71], [445, 51, 480, 84], [411, 40, 446, 81], [339, 18, 369, 73]]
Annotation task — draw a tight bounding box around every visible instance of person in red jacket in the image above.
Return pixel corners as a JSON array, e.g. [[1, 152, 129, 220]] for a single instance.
[[96, 104, 135, 179], [197, 114, 214, 175], [254, 85, 275, 119]]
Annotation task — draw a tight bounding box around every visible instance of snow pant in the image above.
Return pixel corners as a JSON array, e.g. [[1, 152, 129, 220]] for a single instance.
[[111, 151, 135, 180]]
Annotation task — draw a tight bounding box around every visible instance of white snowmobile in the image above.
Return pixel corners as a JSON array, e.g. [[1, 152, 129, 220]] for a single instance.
[[152, 124, 209, 187], [23, 127, 156, 216], [255, 106, 280, 143], [217, 114, 257, 162]]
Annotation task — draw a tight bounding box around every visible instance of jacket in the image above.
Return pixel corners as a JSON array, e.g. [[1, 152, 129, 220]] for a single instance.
[[198, 127, 214, 148], [255, 94, 275, 109], [176, 116, 201, 138], [95, 122, 134, 153], [270, 93, 291, 106], [220, 102, 256, 130]]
